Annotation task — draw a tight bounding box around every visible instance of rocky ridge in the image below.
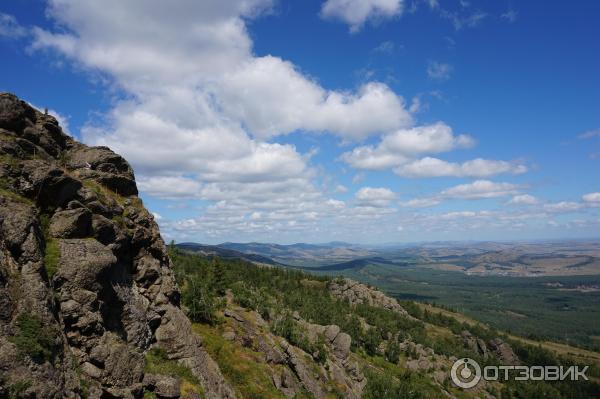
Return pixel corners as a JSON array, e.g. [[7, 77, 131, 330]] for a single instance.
[[0, 93, 234, 398], [327, 277, 409, 316], [220, 295, 366, 399]]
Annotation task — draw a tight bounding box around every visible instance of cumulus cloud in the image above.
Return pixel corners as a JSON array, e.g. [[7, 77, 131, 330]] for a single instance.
[[355, 186, 396, 207], [399, 197, 441, 208], [218, 58, 412, 140], [508, 194, 539, 205], [25, 0, 424, 242], [340, 122, 527, 178], [543, 201, 584, 213], [137, 176, 203, 199], [394, 157, 527, 178], [440, 180, 520, 199], [320, 0, 404, 33], [400, 180, 520, 208], [341, 122, 473, 169], [427, 61, 453, 80], [582, 192, 600, 203]]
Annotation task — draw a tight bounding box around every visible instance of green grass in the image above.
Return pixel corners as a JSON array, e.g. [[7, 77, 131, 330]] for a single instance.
[[6, 379, 32, 399], [9, 312, 57, 362], [82, 179, 126, 205], [192, 323, 288, 399], [144, 348, 204, 398], [0, 176, 33, 206], [43, 238, 60, 279]]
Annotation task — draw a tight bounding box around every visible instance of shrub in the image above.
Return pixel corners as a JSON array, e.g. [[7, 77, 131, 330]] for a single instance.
[[9, 313, 57, 362], [182, 276, 217, 325], [385, 340, 401, 364]]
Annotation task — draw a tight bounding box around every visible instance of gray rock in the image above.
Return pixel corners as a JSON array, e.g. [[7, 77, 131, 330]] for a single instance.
[[328, 278, 408, 316], [332, 332, 351, 360], [91, 214, 117, 244], [54, 239, 117, 290], [49, 208, 92, 238], [0, 94, 236, 398], [488, 338, 520, 365], [324, 324, 340, 342], [144, 373, 181, 398]]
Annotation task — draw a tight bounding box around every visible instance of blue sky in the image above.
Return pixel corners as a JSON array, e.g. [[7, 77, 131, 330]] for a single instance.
[[1, 0, 599, 244]]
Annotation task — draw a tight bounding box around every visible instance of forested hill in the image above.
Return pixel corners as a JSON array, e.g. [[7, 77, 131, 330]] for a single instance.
[[169, 245, 600, 399]]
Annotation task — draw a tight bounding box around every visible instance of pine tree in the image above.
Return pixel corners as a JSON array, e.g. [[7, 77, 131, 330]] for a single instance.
[[212, 257, 226, 295]]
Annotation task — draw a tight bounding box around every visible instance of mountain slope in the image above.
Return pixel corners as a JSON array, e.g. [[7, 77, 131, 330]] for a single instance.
[[170, 249, 600, 399], [0, 93, 233, 398]]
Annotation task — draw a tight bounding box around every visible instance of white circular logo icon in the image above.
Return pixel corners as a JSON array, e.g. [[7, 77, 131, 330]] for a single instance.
[[451, 358, 482, 389]]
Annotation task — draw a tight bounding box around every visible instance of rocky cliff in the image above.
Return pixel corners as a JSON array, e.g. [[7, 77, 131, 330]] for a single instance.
[[0, 93, 234, 398]]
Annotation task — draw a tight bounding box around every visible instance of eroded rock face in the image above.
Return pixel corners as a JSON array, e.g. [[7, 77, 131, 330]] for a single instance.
[[0, 93, 234, 398], [222, 300, 367, 399], [327, 278, 408, 316]]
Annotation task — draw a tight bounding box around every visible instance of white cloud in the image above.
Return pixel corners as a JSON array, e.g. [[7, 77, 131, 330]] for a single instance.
[[439, 210, 493, 220], [0, 13, 26, 38], [320, 0, 404, 33], [427, 61, 452, 80], [401, 180, 520, 209], [394, 157, 527, 178], [582, 192, 600, 203], [32, 1, 411, 143], [341, 123, 526, 179], [341, 122, 474, 169], [24, 0, 424, 243], [440, 180, 520, 199], [543, 201, 584, 213], [137, 176, 203, 199], [218, 59, 412, 140], [508, 194, 539, 205], [355, 187, 396, 207], [399, 197, 441, 208]]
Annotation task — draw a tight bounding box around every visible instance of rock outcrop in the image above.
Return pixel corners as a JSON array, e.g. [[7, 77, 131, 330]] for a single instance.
[[222, 300, 366, 399], [327, 278, 408, 316], [0, 93, 234, 398]]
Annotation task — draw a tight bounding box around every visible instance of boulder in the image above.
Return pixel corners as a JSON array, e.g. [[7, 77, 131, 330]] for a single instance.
[[488, 338, 520, 365], [144, 373, 181, 398], [49, 208, 92, 238], [332, 332, 351, 360]]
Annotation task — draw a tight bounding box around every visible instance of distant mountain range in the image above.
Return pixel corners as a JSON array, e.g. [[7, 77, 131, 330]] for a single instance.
[[178, 241, 378, 268], [177, 239, 600, 277]]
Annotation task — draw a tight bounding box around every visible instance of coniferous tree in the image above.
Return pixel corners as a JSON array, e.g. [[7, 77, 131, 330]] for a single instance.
[[212, 257, 226, 295]]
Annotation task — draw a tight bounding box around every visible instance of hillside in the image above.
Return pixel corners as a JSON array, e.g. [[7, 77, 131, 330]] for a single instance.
[[169, 248, 600, 399], [1, 93, 599, 398]]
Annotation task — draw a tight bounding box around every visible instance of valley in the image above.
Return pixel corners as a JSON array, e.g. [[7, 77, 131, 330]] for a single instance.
[[181, 241, 600, 351]]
